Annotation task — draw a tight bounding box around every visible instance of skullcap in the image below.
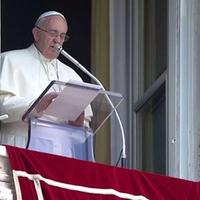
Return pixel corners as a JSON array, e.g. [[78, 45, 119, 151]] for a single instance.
[[35, 11, 66, 25]]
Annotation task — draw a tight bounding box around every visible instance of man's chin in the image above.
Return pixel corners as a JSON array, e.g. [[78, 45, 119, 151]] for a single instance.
[[45, 51, 59, 60]]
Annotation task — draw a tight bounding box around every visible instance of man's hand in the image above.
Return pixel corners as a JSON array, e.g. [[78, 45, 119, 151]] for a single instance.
[[68, 112, 84, 127], [35, 92, 58, 114]]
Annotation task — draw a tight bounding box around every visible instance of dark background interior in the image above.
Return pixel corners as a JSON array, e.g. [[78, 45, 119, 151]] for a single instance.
[[1, 0, 91, 82]]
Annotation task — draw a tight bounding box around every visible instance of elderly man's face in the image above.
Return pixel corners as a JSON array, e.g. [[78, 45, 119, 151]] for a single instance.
[[33, 16, 68, 59]]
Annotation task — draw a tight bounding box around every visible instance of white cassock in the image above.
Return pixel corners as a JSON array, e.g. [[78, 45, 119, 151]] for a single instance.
[[0, 44, 92, 148]]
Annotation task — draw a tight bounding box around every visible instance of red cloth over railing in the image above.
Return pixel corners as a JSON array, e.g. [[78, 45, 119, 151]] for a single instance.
[[5, 145, 200, 200]]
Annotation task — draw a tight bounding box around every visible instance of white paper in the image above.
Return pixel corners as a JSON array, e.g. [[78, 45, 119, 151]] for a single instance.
[[44, 81, 101, 121]]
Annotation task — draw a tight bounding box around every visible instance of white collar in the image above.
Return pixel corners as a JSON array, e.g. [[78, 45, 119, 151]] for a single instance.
[[31, 44, 57, 65]]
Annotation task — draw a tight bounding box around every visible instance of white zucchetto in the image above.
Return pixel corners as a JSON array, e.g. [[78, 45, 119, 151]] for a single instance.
[[35, 11, 66, 25]]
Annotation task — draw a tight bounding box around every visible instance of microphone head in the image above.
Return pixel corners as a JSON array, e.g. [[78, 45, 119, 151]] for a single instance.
[[54, 43, 63, 53]]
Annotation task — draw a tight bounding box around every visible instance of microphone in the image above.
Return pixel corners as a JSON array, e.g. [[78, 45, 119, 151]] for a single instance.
[[54, 44, 127, 167]]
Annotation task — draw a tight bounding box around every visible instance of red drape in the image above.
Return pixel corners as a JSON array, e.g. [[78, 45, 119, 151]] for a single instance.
[[5, 145, 200, 200]]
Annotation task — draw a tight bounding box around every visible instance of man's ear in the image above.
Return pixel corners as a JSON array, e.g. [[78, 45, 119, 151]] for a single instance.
[[32, 27, 39, 42]]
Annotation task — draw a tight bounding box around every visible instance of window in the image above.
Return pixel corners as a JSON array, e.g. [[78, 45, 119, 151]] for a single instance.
[[134, 0, 168, 175]]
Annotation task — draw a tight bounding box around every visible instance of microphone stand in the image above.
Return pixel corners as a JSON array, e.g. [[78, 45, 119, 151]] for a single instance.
[[55, 45, 127, 168]]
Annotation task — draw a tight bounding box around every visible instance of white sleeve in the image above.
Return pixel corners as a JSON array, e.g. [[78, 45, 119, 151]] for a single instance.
[[83, 105, 92, 127], [0, 51, 35, 123], [0, 94, 35, 123]]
